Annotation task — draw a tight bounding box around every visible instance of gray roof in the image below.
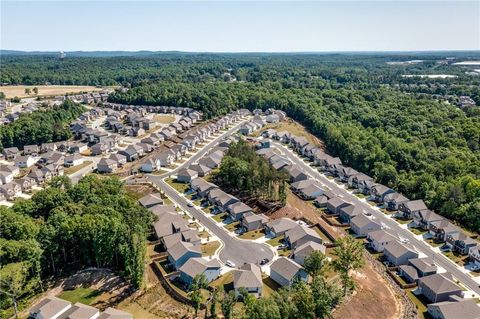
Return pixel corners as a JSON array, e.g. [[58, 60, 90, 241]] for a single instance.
[[30, 297, 71, 318], [138, 193, 163, 208], [149, 204, 177, 216], [428, 298, 480, 319], [57, 302, 99, 319], [228, 201, 253, 215], [294, 241, 326, 258], [419, 273, 462, 295], [168, 241, 201, 261], [177, 168, 198, 178], [404, 199, 428, 212], [384, 241, 417, 259], [286, 225, 322, 245], [350, 214, 379, 229], [233, 263, 263, 289], [243, 212, 269, 225], [267, 218, 298, 235], [189, 163, 211, 175], [340, 204, 363, 217], [409, 257, 437, 274], [270, 257, 304, 281], [399, 265, 419, 281], [97, 307, 133, 319], [179, 257, 221, 278], [153, 212, 189, 238], [368, 229, 396, 243]]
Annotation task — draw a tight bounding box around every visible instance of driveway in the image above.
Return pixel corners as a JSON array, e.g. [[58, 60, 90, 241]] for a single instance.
[[271, 141, 480, 296]]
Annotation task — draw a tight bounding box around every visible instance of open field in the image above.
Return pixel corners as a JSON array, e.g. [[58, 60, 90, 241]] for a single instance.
[[254, 118, 324, 148], [65, 161, 93, 175], [58, 287, 101, 305], [153, 114, 176, 124], [0, 85, 108, 98]]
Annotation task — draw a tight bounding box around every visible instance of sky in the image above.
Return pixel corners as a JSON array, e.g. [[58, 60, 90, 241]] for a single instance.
[[1, 1, 479, 52]]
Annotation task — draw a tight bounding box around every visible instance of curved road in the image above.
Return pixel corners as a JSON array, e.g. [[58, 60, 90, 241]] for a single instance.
[[147, 118, 274, 266]]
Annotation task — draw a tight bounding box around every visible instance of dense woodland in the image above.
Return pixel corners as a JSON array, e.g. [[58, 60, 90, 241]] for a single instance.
[[0, 100, 85, 150], [214, 140, 288, 204], [0, 176, 154, 316], [1, 53, 479, 231]]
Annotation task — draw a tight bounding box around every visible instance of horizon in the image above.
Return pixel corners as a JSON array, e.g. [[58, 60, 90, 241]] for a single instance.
[[2, 1, 479, 52]]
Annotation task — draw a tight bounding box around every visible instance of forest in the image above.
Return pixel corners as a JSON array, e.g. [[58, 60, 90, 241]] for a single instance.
[[214, 140, 288, 204], [0, 176, 154, 317], [1, 53, 479, 232], [0, 100, 85, 150]]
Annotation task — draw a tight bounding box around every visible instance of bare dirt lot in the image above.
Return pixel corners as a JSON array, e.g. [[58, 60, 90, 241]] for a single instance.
[[0, 85, 106, 98]]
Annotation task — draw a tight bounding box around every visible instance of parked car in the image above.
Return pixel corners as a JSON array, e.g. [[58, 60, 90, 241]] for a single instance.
[[225, 260, 236, 268]]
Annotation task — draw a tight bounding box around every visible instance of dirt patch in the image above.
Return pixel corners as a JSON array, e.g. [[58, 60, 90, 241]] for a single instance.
[[0, 85, 107, 99], [124, 183, 157, 200], [333, 261, 401, 319]]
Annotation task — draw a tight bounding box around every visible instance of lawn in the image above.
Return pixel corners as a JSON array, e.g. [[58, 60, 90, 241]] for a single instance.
[[409, 227, 427, 235], [262, 276, 281, 297], [202, 241, 221, 257], [165, 178, 190, 193], [312, 226, 332, 243], [57, 287, 101, 305], [394, 217, 411, 225], [212, 212, 227, 222], [209, 271, 233, 290], [238, 229, 265, 240], [153, 114, 176, 124], [64, 161, 93, 175], [224, 221, 240, 232], [406, 290, 431, 319], [442, 251, 469, 266], [278, 248, 292, 257], [354, 193, 367, 199], [266, 236, 284, 247]]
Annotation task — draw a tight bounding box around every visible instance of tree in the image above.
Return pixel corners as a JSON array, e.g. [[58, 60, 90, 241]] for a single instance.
[[24, 88, 31, 95], [291, 281, 315, 319], [0, 92, 5, 99], [220, 289, 236, 319], [332, 236, 365, 295], [209, 288, 219, 319], [310, 276, 342, 318], [0, 262, 29, 318], [303, 250, 328, 279], [32, 87, 39, 95], [11, 96, 21, 103], [190, 274, 208, 317]]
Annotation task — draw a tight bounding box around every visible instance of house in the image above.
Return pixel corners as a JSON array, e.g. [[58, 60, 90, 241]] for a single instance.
[[339, 204, 363, 224], [285, 225, 323, 248], [2, 147, 20, 160], [233, 263, 263, 298], [272, 159, 290, 171], [176, 169, 199, 183], [167, 241, 202, 269], [290, 179, 314, 192], [29, 297, 72, 319], [53, 302, 99, 319], [418, 273, 463, 303], [141, 136, 160, 147], [398, 265, 419, 283], [429, 220, 460, 242], [90, 143, 109, 156], [285, 167, 309, 183], [15, 177, 36, 193], [409, 257, 438, 277], [208, 189, 239, 212], [398, 199, 428, 219], [469, 246, 480, 267], [348, 172, 373, 190], [326, 197, 349, 214], [413, 210, 444, 230], [140, 158, 160, 173], [149, 204, 177, 217], [370, 184, 395, 203], [179, 258, 221, 288], [14, 155, 35, 168], [384, 192, 409, 211], [337, 167, 358, 183], [293, 241, 327, 265], [427, 297, 480, 319], [70, 143, 88, 154], [241, 212, 269, 232], [383, 241, 419, 266], [138, 193, 164, 209], [298, 183, 324, 200], [23, 144, 40, 156], [157, 151, 174, 167], [64, 154, 84, 167], [153, 212, 189, 239], [97, 158, 117, 173], [350, 214, 381, 236], [119, 145, 142, 162], [227, 201, 253, 221], [162, 229, 201, 250], [189, 163, 211, 177], [28, 170, 50, 185], [191, 178, 218, 198], [313, 195, 329, 208], [446, 232, 477, 255], [108, 153, 127, 167], [0, 182, 22, 200], [270, 257, 308, 287], [358, 180, 377, 195], [367, 229, 396, 253], [265, 218, 299, 238], [198, 155, 221, 169]]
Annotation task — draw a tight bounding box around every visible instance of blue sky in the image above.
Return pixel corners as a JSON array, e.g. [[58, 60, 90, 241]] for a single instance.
[[1, 1, 479, 52]]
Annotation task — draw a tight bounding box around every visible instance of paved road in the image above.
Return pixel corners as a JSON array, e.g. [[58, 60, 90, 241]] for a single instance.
[[271, 141, 480, 296], [147, 117, 275, 266]]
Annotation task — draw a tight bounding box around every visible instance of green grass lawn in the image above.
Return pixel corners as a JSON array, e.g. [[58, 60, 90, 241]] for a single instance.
[[212, 212, 227, 222], [406, 290, 432, 319], [442, 251, 469, 266], [165, 178, 190, 193], [262, 276, 281, 297], [409, 227, 427, 236], [394, 217, 411, 225], [354, 192, 367, 199], [224, 221, 240, 232], [65, 161, 93, 175], [202, 206, 216, 215], [57, 287, 101, 305], [202, 241, 221, 257], [266, 236, 284, 247], [209, 272, 233, 290], [238, 229, 265, 240], [278, 248, 292, 257]]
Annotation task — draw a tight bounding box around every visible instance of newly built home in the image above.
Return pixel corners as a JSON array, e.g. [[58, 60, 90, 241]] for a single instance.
[[270, 257, 308, 287]]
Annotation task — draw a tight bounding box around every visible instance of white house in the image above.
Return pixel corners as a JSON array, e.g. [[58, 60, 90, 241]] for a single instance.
[[15, 155, 36, 168]]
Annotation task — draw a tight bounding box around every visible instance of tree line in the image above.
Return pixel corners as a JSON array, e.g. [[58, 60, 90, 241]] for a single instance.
[[214, 140, 288, 204], [0, 176, 154, 317], [0, 100, 85, 150]]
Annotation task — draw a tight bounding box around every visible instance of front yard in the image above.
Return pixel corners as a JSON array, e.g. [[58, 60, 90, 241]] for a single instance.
[[238, 229, 265, 240], [201, 241, 221, 257], [442, 250, 469, 266], [266, 236, 284, 247], [65, 161, 93, 175], [224, 221, 240, 232], [165, 177, 190, 193], [212, 212, 227, 222]]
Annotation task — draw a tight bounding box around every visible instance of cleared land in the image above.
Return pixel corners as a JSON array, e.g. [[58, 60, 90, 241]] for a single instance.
[[0, 85, 107, 98]]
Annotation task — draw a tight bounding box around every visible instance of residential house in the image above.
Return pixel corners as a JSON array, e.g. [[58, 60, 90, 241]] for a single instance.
[[337, 167, 358, 183], [138, 142, 154, 154], [157, 150, 174, 167], [97, 158, 117, 173], [290, 179, 314, 192], [233, 263, 263, 298], [292, 241, 327, 265], [179, 258, 222, 289], [2, 147, 20, 160], [418, 273, 463, 303], [429, 220, 460, 242], [90, 143, 109, 156], [413, 210, 444, 230], [138, 193, 163, 209], [15, 177, 36, 193], [297, 183, 324, 200], [398, 200, 428, 219], [54, 302, 99, 319], [241, 212, 269, 232], [15, 155, 35, 168], [469, 246, 480, 267], [0, 182, 22, 200], [370, 184, 395, 203], [270, 257, 308, 287], [227, 201, 253, 221], [313, 195, 329, 208], [176, 168, 199, 183], [427, 297, 480, 319], [339, 204, 363, 224], [399, 265, 420, 283], [409, 257, 438, 277], [23, 145, 40, 156], [350, 214, 381, 236], [265, 218, 299, 238], [446, 232, 477, 255], [64, 154, 84, 167], [189, 163, 211, 177], [284, 166, 309, 183], [29, 297, 72, 319], [119, 145, 142, 162], [191, 178, 218, 198], [285, 225, 323, 249], [141, 136, 160, 147], [383, 241, 419, 266], [28, 170, 51, 185], [108, 153, 127, 167], [162, 229, 201, 250], [140, 158, 160, 173], [384, 192, 410, 211], [367, 229, 396, 253], [348, 172, 373, 190], [326, 197, 350, 214], [167, 241, 202, 269], [153, 212, 189, 239]]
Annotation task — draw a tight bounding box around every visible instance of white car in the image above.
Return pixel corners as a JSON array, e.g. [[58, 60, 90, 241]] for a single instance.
[[399, 238, 409, 244], [225, 260, 236, 268]]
